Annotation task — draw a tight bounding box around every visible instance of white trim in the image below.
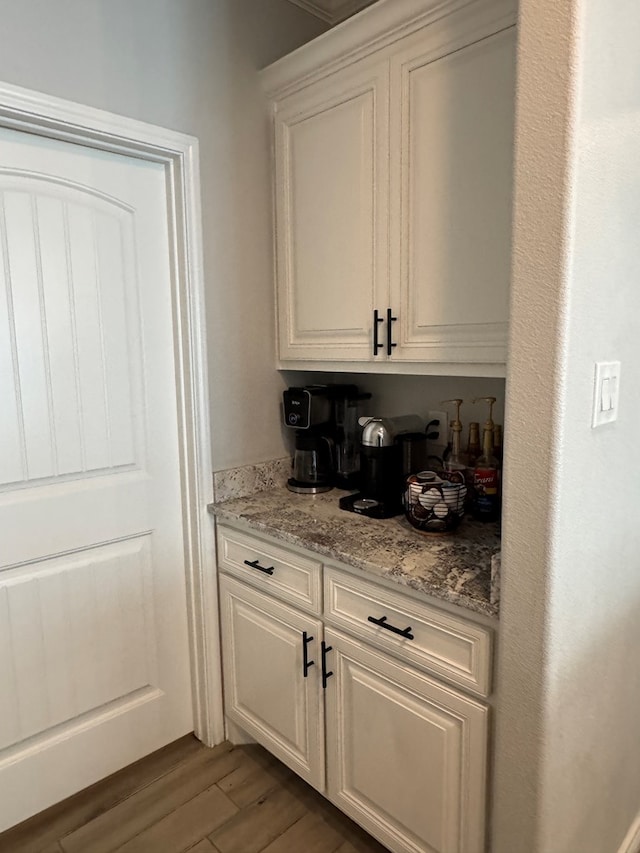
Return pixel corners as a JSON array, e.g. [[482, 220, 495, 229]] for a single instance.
[[262, 0, 517, 98], [287, 0, 375, 25], [276, 359, 507, 377], [0, 81, 223, 748], [287, 0, 334, 24], [618, 813, 640, 853]]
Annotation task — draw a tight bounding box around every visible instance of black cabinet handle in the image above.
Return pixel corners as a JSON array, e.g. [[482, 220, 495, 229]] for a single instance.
[[302, 631, 314, 678], [373, 309, 384, 356], [321, 641, 333, 689], [386, 308, 397, 356], [243, 558, 274, 576], [367, 614, 414, 640]]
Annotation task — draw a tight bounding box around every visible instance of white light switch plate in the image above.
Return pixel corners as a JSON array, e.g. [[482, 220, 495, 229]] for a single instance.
[[592, 361, 621, 427]]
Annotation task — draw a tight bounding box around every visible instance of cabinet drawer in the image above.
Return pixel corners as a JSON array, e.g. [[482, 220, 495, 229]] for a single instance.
[[324, 566, 492, 696], [217, 524, 322, 614]]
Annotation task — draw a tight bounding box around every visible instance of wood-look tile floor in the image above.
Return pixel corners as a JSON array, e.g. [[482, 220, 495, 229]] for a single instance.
[[0, 737, 389, 853]]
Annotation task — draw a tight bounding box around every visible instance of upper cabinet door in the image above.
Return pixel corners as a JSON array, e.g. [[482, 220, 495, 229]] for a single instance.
[[274, 60, 390, 361], [390, 27, 516, 365]]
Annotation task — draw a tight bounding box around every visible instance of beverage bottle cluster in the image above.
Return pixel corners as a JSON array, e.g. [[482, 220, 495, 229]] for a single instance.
[[441, 397, 502, 523]]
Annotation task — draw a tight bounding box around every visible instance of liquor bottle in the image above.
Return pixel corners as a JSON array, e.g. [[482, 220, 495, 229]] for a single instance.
[[464, 421, 481, 508], [471, 397, 500, 522], [441, 399, 467, 480], [466, 422, 481, 467], [493, 424, 503, 465]]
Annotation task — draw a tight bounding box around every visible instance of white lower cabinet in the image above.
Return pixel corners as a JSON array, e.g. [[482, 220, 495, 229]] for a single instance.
[[219, 575, 325, 789], [324, 629, 488, 853], [217, 524, 491, 853]]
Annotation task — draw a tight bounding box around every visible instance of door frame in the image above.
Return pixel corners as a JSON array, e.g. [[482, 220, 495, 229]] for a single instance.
[[0, 81, 223, 747]]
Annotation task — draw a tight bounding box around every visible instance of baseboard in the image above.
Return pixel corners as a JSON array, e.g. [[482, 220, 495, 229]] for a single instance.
[[618, 813, 640, 853], [224, 717, 256, 746]]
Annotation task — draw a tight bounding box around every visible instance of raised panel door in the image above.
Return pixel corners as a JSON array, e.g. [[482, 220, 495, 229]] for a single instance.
[[274, 60, 389, 361], [390, 27, 516, 365], [0, 126, 192, 830], [324, 628, 488, 853], [219, 575, 325, 791]]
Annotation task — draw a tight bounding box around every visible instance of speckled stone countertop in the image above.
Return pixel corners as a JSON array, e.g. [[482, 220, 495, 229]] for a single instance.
[[209, 486, 500, 618]]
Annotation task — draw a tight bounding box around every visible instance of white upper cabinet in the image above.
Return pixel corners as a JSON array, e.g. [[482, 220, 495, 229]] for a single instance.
[[274, 59, 389, 361], [262, 0, 517, 376], [389, 27, 516, 365]]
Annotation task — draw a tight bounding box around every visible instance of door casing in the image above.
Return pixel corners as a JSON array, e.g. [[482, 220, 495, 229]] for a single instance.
[[0, 80, 223, 747]]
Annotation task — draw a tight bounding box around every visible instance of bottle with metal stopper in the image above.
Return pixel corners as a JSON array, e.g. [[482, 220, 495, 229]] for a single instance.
[[472, 397, 500, 522], [493, 424, 503, 465], [441, 399, 467, 477]]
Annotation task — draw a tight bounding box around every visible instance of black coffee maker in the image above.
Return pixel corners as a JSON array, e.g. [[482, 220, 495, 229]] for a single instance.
[[339, 415, 424, 517], [283, 386, 333, 493], [283, 385, 370, 494]]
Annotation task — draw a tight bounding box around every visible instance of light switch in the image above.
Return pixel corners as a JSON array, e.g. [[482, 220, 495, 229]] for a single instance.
[[592, 361, 621, 427]]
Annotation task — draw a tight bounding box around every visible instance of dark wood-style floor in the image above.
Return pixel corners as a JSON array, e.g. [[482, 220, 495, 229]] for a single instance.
[[0, 737, 389, 853]]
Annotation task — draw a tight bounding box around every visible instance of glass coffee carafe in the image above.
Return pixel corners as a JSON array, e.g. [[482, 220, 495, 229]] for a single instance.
[[288, 432, 334, 494]]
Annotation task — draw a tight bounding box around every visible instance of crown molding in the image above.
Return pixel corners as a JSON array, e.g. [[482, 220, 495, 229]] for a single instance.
[[264, 0, 517, 98], [286, 0, 376, 25]]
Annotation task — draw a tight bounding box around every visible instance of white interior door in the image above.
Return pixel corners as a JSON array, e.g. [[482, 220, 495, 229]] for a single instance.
[[0, 126, 193, 831]]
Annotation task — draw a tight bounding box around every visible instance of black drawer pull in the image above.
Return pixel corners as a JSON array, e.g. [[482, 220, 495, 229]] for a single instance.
[[321, 641, 333, 689], [367, 615, 414, 640], [302, 631, 314, 678], [373, 309, 384, 356], [386, 308, 397, 356], [243, 558, 274, 575]]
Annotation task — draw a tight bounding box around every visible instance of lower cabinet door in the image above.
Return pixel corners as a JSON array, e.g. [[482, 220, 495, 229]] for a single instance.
[[219, 574, 325, 790], [324, 628, 488, 853]]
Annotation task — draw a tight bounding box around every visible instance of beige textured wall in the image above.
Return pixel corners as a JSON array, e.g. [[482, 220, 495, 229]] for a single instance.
[[0, 0, 327, 472], [494, 0, 640, 850]]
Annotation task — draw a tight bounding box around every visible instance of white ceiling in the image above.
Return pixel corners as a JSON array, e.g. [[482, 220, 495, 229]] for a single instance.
[[286, 0, 377, 26]]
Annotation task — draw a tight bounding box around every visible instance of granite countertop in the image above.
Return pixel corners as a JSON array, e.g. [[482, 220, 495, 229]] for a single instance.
[[209, 486, 500, 618]]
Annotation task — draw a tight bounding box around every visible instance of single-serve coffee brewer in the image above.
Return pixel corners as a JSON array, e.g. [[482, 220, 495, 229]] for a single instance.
[[339, 414, 424, 517], [283, 385, 370, 494]]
